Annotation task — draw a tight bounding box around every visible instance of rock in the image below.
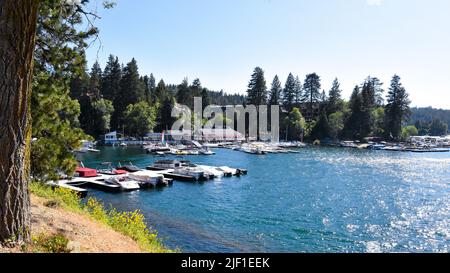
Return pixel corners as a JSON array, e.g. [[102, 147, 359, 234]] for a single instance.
[[67, 241, 81, 253]]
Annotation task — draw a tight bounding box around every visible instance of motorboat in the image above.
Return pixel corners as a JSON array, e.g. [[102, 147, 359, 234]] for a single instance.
[[97, 162, 128, 175], [197, 165, 225, 178], [129, 170, 166, 188], [116, 162, 141, 173], [105, 175, 140, 191], [173, 166, 209, 181], [150, 160, 182, 170]]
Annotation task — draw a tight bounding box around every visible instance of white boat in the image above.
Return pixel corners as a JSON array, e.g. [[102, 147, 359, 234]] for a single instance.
[[120, 142, 127, 147], [152, 160, 182, 170], [197, 165, 224, 178], [200, 148, 215, 155], [216, 166, 238, 176], [105, 176, 140, 191], [173, 167, 207, 181], [129, 170, 165, 187]]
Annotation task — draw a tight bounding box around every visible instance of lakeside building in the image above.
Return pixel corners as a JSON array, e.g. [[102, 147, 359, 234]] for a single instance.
[[408, 135, 450, 147]]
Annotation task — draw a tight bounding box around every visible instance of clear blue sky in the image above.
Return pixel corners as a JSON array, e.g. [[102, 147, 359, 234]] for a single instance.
[[86, 0, 450, 109]]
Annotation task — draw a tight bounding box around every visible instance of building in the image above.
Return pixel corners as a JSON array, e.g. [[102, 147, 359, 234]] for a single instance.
[[103, 131, 120, 145]]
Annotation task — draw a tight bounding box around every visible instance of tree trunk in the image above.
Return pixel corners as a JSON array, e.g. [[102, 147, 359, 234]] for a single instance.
[[0, 0, 39, 244]]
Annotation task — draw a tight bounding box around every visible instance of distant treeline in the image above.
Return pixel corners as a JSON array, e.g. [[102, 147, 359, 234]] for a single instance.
[[409, 107, 450, 136], [69, 55, 245, 138], [69, 57, 448, 142]]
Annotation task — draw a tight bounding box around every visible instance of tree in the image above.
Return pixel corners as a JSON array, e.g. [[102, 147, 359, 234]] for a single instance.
[[89, 61, 102, 99], [201, 88, 211, 110], [294, 76, 303, 106], [113, 58, 145, 129], [343, 86, 364, 139], [384, 75, 411, 140], [401, 126, 419, 140], [123, 102, 156, 137], [311, 109, 330, 140], [149, 73, 156, 93], [269, 75, 282, 105], [302, 73, 321, 121], [32, 0, 116, 182], [102, 55, 122, 102], [328, 112, 345, 141], [327, 78, 343, 114], [246, 67, 267, 106], [0, 0, 39, 244], [360, 79, 376, 138], [283, 108, 306, 141], [282, 73, 296, 111], [92, 99, 115, 137], [154, 79, 168, 103], [157, 97, 176, 132], [176, 78, 192, 108], [428, 119, 448, 136]]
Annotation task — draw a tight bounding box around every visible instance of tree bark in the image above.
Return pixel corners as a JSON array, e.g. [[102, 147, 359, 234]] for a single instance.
[[0, 0, 39, 244]]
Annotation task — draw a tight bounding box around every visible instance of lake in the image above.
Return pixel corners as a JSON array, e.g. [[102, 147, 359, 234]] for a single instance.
[[77, 146, 450, 253]]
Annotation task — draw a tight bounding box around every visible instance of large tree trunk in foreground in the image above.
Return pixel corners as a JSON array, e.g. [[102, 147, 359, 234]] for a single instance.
[[0, 0, 39, 244]]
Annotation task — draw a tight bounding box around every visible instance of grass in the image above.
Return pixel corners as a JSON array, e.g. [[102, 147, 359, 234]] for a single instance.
[[29, 182, 173, 253]]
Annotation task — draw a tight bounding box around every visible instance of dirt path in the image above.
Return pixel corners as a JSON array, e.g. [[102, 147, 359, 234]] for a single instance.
[[1, 195, 142, 253]]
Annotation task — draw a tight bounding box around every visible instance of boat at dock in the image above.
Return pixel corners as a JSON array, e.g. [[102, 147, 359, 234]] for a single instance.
[[116, 162, 141, 173], [105, 175, 140, 191], [129, 170, 171, 188]]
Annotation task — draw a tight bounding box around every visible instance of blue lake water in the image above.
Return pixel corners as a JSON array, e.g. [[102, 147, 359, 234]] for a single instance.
[[77, 147, 450, 253]]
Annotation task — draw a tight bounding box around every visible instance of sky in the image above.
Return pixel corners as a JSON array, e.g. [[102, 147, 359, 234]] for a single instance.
[[86, 0, 450, 109]]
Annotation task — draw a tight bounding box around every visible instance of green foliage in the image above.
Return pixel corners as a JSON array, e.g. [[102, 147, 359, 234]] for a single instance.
[[282, 73, 297, 111], [384, 75, 411, 140], [31, 0, 103, 180], [92, 99, 115, 136], [112, 58, 145, 129], [328, 111, 345, 141], [327, 78, 343, 114], [284, 108, 306, 141], [269, 75, 282, 105], [123, 102, 157, 137], [31, 233, 71, 253], [302, 73, 321, 121], [247, 67, 267, 105], [401, 126, 419, 140], [428, 119, 448, 136], [29, 182, 172, 253], [310, 109, 330, 140]]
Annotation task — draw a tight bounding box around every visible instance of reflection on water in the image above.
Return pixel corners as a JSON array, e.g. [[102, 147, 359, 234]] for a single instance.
[[78, 147, 450, 253]]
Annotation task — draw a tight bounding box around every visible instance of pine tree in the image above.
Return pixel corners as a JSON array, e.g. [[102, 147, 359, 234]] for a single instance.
[[344, 86, 364, 139], [101, 55, 122, 102], [282, 73, 296, 111], [149, 73, 156, 92], [360, 79, 376, 138], [246, 67, 267, 105], [384, 75, 411, 140], [302, 73, 321, 121], [89, 61, 102, 99], [328, 78, 343, 114], [294, 76, 303, 106], [112, 58, 145, 129], [176, 78, 191, 107], [311, 108, 330, 140], [154, 79, 168, 102], [201, 88, 211, 110], [269, 75, 282, 105]]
